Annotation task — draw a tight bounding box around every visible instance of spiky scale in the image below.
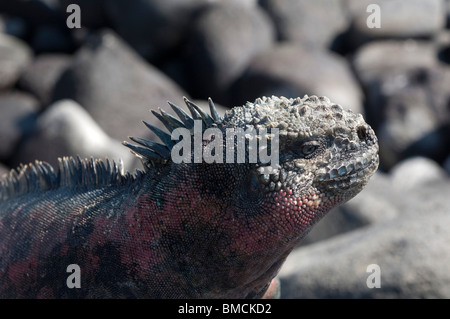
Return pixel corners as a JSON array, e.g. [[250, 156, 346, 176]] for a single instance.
[[183, 97, 202, 120], [184, 97, 214, 126], [151, 109, 183, 132], [142, 120, 175, 148], [129, 137, 171, 158], [168, 101, 195, 130], [208, 97, 222, 123], [122, 141, 164, 160]]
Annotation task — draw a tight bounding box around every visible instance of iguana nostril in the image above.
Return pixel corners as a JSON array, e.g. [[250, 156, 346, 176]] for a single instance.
[[357, 126, 367, 141]]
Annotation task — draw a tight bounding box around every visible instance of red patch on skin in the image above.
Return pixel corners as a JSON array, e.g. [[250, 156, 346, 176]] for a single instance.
[[87, 197, 165, 279], [164, 173, 224, 224], [215, 188, 335, 290], [119, 197, 163, 278]]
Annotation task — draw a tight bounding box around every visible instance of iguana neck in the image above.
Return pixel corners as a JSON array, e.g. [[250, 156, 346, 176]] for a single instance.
[[128, 163, 321, 298]]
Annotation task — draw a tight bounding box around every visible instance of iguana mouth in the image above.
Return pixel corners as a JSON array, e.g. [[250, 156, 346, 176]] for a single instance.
[[315, 155, 379, 197], [318, 154, 379, 183]]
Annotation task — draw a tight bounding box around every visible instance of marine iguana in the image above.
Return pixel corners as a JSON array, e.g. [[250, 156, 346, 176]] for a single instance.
[[0, 95, 379, 298]]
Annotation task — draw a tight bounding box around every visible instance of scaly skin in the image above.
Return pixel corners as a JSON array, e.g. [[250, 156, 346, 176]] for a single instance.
[[0, 95, 379, 298]]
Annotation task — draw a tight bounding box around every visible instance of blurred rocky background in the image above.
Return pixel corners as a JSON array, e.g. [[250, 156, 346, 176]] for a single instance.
[[0, 0, 449, 298]]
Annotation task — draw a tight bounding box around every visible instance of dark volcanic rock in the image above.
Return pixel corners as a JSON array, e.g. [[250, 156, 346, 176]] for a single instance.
[[376, 72, 450, 169], [352, 40, 436, 126], [233, 44, 363, 114], [30, 24, 74, 53], [52, 29, 188, 142], [0, 91, 39, 161], [353, 40, 450, 169], [0, 0, 62, 26], [19, 53, 72, 106], [182, 2, 275, 103], [0, 14, 28, 39], [104, 0, 207, 61], [0, 34, 32, 91], [353, 40, 437, 86], [345, 0, 446, 48], [260, 0, 348, 49]]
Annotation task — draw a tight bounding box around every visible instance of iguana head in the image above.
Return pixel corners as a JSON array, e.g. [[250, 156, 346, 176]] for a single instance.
[[125, 95, 378, 241], [225, 95, 378, 240]]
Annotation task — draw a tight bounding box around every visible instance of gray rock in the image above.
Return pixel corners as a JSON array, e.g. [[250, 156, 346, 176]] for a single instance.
[[345, 0, 446, 47], [353, 41, 450, 169], [19, 53, 72, 106], [218, 0, 257, 7], [0, 34, 32, 91], [259, 0, 348, 49], [390, 157, 448, 191], [279, 158, 450, 298], [104, 0, 208, 61], [11, 99, 139, 172], [0, 91, 40, 161], [377, 83, 440, 169], [299, 206, 367, 246], [383, 71, 449, 168], [182, 2, 275, 103], [342, 171, 400, 223], [280, 205, 450, 298], [353, 40, 437, 85], [233, 44, 363, 115], [52, 29, 188, 142]]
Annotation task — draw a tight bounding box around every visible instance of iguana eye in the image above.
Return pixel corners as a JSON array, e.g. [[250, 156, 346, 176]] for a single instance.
[[301, 143, 318, 155], [292, 140, 321, 159]]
